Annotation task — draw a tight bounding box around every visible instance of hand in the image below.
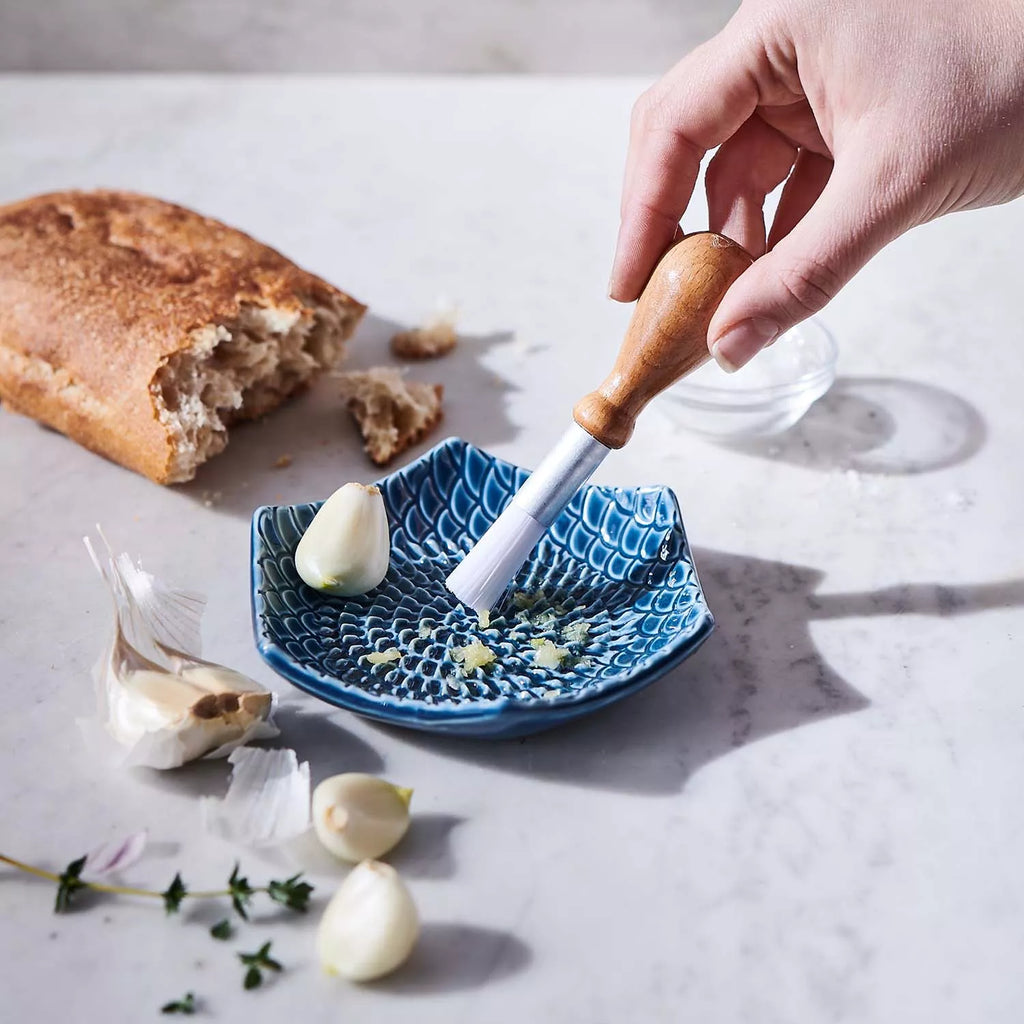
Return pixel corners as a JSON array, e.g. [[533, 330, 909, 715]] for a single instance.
[[609, 0, 1024, 371]]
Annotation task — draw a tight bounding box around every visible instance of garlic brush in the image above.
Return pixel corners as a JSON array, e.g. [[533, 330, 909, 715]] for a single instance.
[[295, 482, 391, 596], [317, 861, 419, 981], [85, 533, 277, 770], [312, 774, 412, 863]]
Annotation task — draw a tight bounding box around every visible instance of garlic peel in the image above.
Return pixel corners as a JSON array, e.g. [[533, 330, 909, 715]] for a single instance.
[[85, 533, 277, 769], [200, 747, 311, 847], [295, 482, 390, 596], [317, 860, 419, 981], [312, 773, 412, 863]]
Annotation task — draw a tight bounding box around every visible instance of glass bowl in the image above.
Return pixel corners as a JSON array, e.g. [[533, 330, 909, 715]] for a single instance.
[[657, 317, 838, 438]]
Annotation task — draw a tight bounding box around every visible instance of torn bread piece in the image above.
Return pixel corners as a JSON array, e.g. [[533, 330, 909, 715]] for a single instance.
[[0, 190, 365, 483], [337, 368, 443, 466]]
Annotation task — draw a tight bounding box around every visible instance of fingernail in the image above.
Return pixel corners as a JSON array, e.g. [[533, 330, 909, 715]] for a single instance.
[[711, 318, 779, 373]]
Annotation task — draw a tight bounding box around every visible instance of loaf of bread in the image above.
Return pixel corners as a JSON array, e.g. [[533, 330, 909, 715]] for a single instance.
[[336, 368, 443, 466], [0, 190, 365, 483]]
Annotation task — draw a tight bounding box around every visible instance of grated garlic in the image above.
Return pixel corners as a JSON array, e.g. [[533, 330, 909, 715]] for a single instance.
[[451, 640, 496, 673], [84, 533, 277, 770], [562, 620, 591, 644], [365, 647, 402, 666], [531, 638, 571, 669]]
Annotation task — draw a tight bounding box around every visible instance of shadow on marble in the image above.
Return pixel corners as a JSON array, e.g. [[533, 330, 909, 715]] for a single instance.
[[389, 813, 465, 881], [178, 312, 518, 518], [368, 922, 531, 996], [720, 376, 986, 475], [270, 703, 385, 784], [373, 547, 870, 795]]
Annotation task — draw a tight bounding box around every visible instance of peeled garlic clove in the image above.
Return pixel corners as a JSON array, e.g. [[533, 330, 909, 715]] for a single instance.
[[317, 860, 419, 981], [312, 773, 412, 863], [295, 483, 390, 596]]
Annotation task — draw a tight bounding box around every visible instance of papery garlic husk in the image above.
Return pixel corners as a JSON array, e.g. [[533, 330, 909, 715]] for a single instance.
[[295, 482, 390, 596], [85, 533, 277, 770], [201, 747, 311, 847], [312, 773, 412, 863], [317, 860, 419, 981]]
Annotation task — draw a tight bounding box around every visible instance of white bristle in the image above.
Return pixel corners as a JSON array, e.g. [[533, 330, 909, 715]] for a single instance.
[[445, 504, 546, 613]]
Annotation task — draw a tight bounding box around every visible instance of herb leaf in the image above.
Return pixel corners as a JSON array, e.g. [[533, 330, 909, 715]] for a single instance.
[[227, 863, 254, 920], [210, 918, 233, 941], [267, 872, 313, 913], [239, 940, 283, 989], [161, 873, 188, 915], [160, 992, 196, 1014], [54, 855, 88, 913]]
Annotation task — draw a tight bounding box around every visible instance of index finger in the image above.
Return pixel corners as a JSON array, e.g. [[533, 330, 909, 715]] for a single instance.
[[610, 31, 762, 301]]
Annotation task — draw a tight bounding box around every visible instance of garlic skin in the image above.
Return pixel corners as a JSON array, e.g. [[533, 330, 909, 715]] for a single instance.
[[312, 773, 412, 863], [296, 483, 391, 596], [317, 860, 419, 981], [85, 534, 278, 770]]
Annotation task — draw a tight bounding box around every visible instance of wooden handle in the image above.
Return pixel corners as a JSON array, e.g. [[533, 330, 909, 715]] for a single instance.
[[573, 232, 753, 449]]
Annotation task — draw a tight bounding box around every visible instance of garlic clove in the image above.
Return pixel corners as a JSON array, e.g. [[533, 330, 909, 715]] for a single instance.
[[312, 773, 412, 863], [317, 860, 419, 981], [295, 482, 390, 596]]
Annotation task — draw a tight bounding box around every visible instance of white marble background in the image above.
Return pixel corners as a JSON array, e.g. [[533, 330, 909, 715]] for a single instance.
[[0, 0, 738, 72]]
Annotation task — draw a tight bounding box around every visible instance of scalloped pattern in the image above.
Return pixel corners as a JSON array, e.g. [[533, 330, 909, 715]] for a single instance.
[[250, 437, 713, 738]]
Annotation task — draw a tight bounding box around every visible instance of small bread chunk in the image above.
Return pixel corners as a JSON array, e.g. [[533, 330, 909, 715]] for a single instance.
[[0, 190, 365, 483], [390, 320, 457, 360], [337, 368, 443, 466]]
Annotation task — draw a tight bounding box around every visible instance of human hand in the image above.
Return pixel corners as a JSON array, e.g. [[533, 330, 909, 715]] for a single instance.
[[609, 0, 1024, 371]]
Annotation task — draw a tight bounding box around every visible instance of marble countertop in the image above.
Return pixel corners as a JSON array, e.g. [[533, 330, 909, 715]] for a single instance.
[[1, 76, 1022, 1023]]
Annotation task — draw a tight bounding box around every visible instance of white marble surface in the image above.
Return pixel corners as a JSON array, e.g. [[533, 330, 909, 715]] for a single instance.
[[0, 0, 737, 73], [1, 76, 1023, 1023]]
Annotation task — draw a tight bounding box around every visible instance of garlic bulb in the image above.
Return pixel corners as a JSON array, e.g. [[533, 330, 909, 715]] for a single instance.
[[312, 773, 412, 863], [295, 482, 391, 596], [109, 664, 273, 767], [317, 861, 419, 981], [85, 533, 277, 770]]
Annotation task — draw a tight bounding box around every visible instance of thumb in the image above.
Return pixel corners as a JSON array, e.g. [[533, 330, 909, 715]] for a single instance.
[[708, 160, 913, 372]]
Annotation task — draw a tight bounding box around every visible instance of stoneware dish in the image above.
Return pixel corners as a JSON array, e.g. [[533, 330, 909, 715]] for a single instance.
[[250, 437, 713, 739]]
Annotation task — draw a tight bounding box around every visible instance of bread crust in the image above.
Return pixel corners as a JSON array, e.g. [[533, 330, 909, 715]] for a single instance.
[[0, 190, 365, 482]]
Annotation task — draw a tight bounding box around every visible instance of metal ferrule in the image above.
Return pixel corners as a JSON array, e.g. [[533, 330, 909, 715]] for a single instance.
[[512, 422, 609, 527]]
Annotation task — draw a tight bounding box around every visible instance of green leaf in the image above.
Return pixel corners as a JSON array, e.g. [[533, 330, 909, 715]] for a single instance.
[[210, 918, 233, 941], [239, 940, 283, 979], [266, 872, 313, 913], [54, 855, 88, 913], [161, 873, 188, 915], [160, 992, 196, 1014], [243, 965, 262, 990], [227, 862, 254, 920]]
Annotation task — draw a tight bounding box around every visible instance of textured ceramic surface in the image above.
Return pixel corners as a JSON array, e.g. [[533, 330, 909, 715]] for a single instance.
[[251, 437, 713, 737]]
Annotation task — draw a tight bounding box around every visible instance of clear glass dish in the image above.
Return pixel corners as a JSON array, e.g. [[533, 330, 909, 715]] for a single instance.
[[657, 317, 838, 438]]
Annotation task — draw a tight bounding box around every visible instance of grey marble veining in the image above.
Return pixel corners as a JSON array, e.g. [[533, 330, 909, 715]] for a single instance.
[[0, 76, 1023, 1023]]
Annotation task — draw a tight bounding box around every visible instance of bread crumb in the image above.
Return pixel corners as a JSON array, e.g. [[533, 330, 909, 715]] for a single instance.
[[273, 454, 293, 469], [391, 304, 458, 360], [391, 322, 457, 360], [337, 367, 443, 466]]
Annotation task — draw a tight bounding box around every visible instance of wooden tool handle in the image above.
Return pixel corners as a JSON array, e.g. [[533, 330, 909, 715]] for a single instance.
[[573, 232, 753, 449]]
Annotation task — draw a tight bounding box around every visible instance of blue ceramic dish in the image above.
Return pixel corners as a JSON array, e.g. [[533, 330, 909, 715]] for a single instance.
[[250, 437, 713, 739]]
